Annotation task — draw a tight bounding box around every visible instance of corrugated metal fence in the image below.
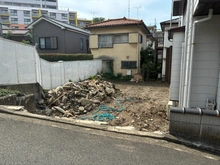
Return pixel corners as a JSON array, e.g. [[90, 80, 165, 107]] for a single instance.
[[0, 38, 102, 89]]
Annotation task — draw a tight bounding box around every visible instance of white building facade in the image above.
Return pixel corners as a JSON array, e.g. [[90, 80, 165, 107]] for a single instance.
[[0, 0, 92, 28], [0, 0, 58, 9], [170, 0, 220, 109]]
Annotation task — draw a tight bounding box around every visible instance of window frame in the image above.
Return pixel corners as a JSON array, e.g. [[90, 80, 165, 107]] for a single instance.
[[24, 18, 31, 25], [39, 36, 58, 50], [80, 38, 84, 50], [98, 34, 113, 48], [121, 61, 137, 69], [138, 33, 143, 43], [10, 9, 17, 16], [11, 18, 18, 24], [23, 10, 30, 17], [114, 33, 129, 44], [61, 13, 68, 20]]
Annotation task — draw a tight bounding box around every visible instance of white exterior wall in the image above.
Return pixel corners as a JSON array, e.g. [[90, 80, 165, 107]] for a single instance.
[[0, 38, 102, 90], [190, 15, 220, 108], [162, 24, 178, 77], [170, 32, 185, 100], [0, 0, 58, 9], [0, 5, 76, 25]]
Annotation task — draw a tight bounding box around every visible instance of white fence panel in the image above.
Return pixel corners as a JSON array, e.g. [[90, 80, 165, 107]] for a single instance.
[[40, 59, 51, 89], [64, 62, 79, 82], [51, 62, 63, 88], [0, 38, 102, 89], [15, 43, 36, 83]]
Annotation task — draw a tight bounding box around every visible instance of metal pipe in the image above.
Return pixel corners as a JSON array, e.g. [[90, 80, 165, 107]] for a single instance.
[[186, 9, 213, 108], [170, 0, 174, 29], [182, 0, 191, 107]]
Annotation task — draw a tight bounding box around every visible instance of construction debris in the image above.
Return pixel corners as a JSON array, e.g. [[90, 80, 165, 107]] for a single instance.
[[37, 77, 122, 118]]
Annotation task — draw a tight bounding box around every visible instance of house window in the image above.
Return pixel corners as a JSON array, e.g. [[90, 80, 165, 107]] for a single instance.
[[23, 10, 30, 17], [11, 18, 18, 24], [10, 10, 17, 16], [121, 61, 137, 69], [61, 13, 68, 19], [138, 34, 143, 43], [24, 18, 31, 25], [80, 38, 83, 50], [114, 33, 128, 43], [50, 13, 56, 19], [39, 37, 58, 50], [98, 34, 113, 48]]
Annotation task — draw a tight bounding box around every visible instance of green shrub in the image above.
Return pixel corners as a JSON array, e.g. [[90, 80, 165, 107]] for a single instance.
[[0, 89, 24, 97], [39, 54, 93, 62]]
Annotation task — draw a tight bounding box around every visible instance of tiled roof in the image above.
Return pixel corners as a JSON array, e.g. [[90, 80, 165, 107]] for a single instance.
[[2, 29, 29, 35], [86, 17, 146, 28], [26, 16, 90, 35]]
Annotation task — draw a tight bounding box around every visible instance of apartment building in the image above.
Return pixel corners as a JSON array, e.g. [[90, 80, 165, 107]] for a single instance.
[[0, 5, 92, 28], [0, 0, 92, 28], [0, 0, 58, 9]]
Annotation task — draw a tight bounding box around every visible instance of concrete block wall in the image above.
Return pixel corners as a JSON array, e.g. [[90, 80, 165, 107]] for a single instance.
[[169, 107, 220, 146], [0, 94, 36, 113]]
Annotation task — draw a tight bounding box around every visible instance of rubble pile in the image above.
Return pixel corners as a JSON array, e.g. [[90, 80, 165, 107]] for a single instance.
[[37, 78, 121, 117]]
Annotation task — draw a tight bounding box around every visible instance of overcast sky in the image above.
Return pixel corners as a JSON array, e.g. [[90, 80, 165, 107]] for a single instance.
[[58, 0, 173, 30]]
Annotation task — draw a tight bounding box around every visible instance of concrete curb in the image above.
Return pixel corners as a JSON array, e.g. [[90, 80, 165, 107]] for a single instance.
[[0, 106, 219, 154]]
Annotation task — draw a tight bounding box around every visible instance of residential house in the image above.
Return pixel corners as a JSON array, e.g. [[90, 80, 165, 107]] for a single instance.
[[170, 0, 220, 109], [26, 16, 90, 54], [85, 17, 153, 76], [2, 28, 31, 42], [160, 18, 179, 83]]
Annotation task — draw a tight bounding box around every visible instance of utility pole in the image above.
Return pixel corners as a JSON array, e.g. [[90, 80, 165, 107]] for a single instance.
[[91, 12, 97, 23], [128, 0, 130, 18], [91, 12, 96, 19], [134, 6, 141, 19]]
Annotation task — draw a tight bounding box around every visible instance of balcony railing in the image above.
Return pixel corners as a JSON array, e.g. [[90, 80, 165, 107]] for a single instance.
[[69, 16, 76, 20], [31, 13, 41, 18], [1, 20, 10, 24], [0, 11, 10, 16]]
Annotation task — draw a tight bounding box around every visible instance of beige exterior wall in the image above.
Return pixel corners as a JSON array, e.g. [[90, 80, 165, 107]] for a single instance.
[[89, 25, 148, 76]]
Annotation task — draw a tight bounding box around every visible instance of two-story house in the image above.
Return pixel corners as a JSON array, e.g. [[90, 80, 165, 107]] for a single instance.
[[85, 17, 153, 76]]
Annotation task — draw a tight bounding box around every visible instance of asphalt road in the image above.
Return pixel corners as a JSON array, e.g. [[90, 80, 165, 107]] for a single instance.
[[0, 113, 219, 165]]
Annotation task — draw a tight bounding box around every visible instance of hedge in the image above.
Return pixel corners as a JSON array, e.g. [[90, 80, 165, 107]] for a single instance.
[[39, 53, 93, 62]]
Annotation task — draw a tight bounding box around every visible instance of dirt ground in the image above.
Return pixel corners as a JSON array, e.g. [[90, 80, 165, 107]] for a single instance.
[[88, 81, 170, 133], [34, 79, 170, 133]]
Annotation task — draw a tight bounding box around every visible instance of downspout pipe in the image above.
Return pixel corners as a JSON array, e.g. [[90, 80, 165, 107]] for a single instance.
[[182, 0, 191, 107], [186, 9, 213, 108]]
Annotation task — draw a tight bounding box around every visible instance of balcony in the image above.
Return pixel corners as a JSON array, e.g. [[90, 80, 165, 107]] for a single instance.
[[31, 13, 41, 18], [0, 11, 10, 16], [1, 20, 10, 24], [69, 16, 76, 20]]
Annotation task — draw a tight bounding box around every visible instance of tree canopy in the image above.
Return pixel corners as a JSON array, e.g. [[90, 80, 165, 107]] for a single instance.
[[93, 17, 105, 23]]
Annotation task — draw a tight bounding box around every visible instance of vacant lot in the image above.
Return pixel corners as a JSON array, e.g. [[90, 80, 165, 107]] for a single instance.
[[35, 79, 170, 133], [104, 81, 170, 132]]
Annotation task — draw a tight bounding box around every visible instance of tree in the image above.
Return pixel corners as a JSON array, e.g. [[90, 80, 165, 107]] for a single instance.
[[140, 45, 156, 81], [93, 17, 105, 23]]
